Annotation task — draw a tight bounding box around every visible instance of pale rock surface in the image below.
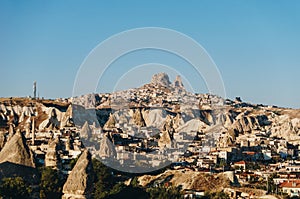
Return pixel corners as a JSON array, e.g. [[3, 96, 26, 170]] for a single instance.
[[61, 105, 74, 128], [132, 108, 146, 127], [176, 119, 208, 134], [45, 137, 61, 168], [0, 131, 35, 167], [158, 130, 174, 148], [39, 108, 60, 130], [104, 113, 116, 129], [98, 134, 117, 158], [269, 114, 300, 140], [112, 109, 131, 127], [142, 108, 167, 129], [150, 72, 171, 87], [172, 75, 184, 89], [232, 116, 257, 133], [0, 131, 6, 151], [216, 112, 234, 128], [62, 149, 94, 199], [72, 93, 98, 109], [80, 121, 92, 139], [138, 169, 231, 192], [172, 113, 185, 129]]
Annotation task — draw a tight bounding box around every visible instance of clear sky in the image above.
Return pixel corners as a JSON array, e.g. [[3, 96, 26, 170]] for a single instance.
[[0, 0, 299, 108]]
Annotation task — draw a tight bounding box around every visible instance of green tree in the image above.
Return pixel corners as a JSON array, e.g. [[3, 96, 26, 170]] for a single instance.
[[39, 167, 64, 199], [204, 191, 230, 199], [69, 157, 78, 170], [131, 176, 140, 187], [0, 177, 32, 199], [217, 159, 227, 168], [109, 184, 149, 199], [212, 191, 230, 199], [92, 159, 115, 199], [147, 187, 182, 199]]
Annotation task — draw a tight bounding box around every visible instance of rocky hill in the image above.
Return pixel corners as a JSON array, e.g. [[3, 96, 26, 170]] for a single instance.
[[138, 169, 231, 191], [71, 73, 300, 148], [0, 73, 299, 152], [0, 73, 298, 198]]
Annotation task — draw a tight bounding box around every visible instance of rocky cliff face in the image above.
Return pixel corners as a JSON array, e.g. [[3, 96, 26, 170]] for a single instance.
[[62, 149, 94, 199]]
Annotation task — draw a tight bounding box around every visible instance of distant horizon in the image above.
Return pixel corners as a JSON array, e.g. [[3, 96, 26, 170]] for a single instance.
[[1, 1, 300, 108]]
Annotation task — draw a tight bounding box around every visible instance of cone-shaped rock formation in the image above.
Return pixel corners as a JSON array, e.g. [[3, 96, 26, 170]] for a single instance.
[[0, 131, 35, 168], [62, 149, 94, 199]]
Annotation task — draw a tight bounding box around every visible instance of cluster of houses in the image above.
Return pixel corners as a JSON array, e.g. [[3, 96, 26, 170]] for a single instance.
[[73, 110, 300, 198], [24, 125, 84, 174], [77, 89, 300, 198], [3, 74, 300, 198], [92, 117, 300, 198]]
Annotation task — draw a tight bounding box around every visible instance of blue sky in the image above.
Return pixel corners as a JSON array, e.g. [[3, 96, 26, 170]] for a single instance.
[[0, 1, 300, 108]]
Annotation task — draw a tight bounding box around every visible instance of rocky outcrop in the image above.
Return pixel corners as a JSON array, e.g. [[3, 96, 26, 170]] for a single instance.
[[158, 127, 176, 149], [99, 134, 117, 158], [62, 149, 94, 199], [162, 115, 175, 135], [133, 108, 146, 127], [72, 93, 99, 109], [158, 131, 171, 148], [61, 105, 74, 128], [80, 121, 92, 139], [7, 123, 14, 141], [45, 137, 61, 168], [173, 75, 184, 89], [104, 113, 116, 129], [172, 113, 185, 129], [0, 100, 74, 132], [218, 130, 235, 148], [176, 119, 208, 134], [151, 73, 171, 87], [0, 131, 6, 150], [39, 108, 60, 130], [268, 114, 300, 140], [0, 131, 35, 168], [138, 170, 231, 192], [231, 113, 269, 133], [217, 112, 234, 129], [143, 109, 167, 129]]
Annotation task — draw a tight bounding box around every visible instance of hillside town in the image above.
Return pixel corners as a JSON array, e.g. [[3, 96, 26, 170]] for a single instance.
[[0, 73, 300, 198]]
